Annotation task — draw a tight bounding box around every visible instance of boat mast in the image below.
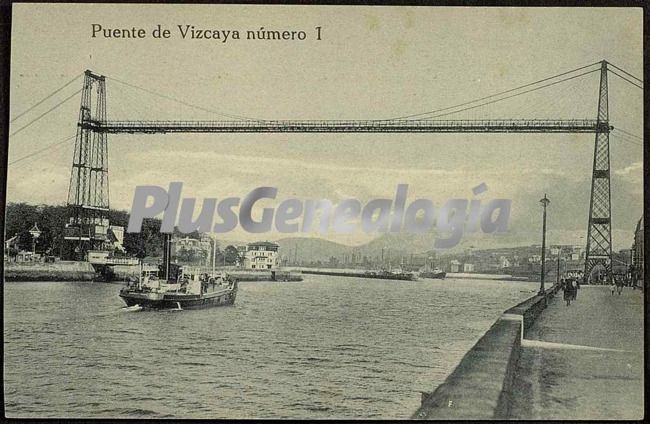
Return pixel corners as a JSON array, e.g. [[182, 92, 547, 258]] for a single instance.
[[162, 233, 172, 281]]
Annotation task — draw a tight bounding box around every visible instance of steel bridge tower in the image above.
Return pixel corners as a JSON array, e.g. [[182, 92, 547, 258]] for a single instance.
[[64, 70, 110, 259], [584, 61, 613, 282]]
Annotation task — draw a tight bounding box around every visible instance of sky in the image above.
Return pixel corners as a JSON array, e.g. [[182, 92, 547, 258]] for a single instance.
[[6, 5, 643, 250]]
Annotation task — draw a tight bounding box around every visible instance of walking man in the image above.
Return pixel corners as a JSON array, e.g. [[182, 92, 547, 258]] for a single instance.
[[563, 278, 573, 306], [616, 277, 623, 296], [571, 278, 578, 301]]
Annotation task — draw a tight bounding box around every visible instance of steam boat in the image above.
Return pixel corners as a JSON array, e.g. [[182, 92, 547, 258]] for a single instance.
[[419, 268, 447, 279], [119, 234, 238, 310], [364, 268, 418, 281]]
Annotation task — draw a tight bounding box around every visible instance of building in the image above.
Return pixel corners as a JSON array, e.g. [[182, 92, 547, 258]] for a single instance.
[[448, 259, 460, 273], [631, 216, 644, 288], [173, 236, 212, 264], [4, 234, 38, 262], [4, 234, 18, 250], [242, 241, 279, 269], [236, 245, 248, 266], [528, 255, 542, 264]]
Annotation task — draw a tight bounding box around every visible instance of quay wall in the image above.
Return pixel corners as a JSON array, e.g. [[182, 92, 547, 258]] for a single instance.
[[299, 268, 368, 278], [181, 267, 303, 282], [446, 272, 530, 281], [230, 270, 303, 282], [3, 261, 303, 282], [4, 261, 97, 282], [287, 267, 534, 282], [412, 283, 561, 420]]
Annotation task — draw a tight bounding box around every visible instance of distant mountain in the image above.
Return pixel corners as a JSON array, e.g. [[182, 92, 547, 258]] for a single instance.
[[275, 237, 355, 263], [275, 233, 441, 264], [274, 229, 550, 264]]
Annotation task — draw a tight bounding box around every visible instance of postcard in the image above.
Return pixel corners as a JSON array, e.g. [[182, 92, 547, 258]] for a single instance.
[[2, 4, 644, 420]]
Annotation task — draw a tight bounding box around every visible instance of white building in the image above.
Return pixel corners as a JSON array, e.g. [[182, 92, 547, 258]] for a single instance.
[[529, 255, 542, 264], [242, 241, 279, 269], [463, 263, 475, 272]]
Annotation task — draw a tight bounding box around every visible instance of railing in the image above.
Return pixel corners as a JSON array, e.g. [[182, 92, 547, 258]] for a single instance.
[[80, 119, 609, 134]]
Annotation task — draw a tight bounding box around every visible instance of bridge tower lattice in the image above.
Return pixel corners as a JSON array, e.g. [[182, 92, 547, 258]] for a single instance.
[[64, 70, 110, 259], [584, 61, 613, 281]]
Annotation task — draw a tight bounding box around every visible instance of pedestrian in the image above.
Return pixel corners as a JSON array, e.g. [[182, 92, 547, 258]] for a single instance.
[[570, 278, 578, 301], [616, 278, 623, 296], [563, 278, 573, 306], [610, 279, 616, 295]]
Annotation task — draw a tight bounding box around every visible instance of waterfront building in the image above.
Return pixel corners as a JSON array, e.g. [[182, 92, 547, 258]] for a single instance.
[[173, 236, 212, 264], [236, 245, 247, 266], [4, 233, 18, 250], [449, 259, 462, 273], [242, 241, 279, 269]]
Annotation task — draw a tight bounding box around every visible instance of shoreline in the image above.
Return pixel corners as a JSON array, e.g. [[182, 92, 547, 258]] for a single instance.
[[3, 261, 303, 282], [3, 261, 539, 283], [4, 261, 97, 282]]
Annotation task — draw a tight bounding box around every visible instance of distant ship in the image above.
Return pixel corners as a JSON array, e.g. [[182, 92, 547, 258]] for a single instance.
[[119, 234, 238, 310], [364, 267, 418, 281], [419, 268, 447, 279]]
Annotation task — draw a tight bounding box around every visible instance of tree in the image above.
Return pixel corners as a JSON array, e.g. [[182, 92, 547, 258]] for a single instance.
[[196, 247, 208, 265], [5, 203, 38, 239], [224, 245, 240, 265], [4, 202, 168, 260], [17, 231, 33, 251], [123, 232, 147, 258], [123, 217, 164, 258]]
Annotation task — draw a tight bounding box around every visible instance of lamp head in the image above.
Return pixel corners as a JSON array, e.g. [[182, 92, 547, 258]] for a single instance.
[[540, 194, 550, 207]]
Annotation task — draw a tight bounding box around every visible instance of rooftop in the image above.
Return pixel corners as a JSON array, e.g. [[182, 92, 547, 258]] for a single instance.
[[247, 241, 279, 247]]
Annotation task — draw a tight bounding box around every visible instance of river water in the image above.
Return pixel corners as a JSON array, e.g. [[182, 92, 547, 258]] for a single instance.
[[4, 275, 539, 419]]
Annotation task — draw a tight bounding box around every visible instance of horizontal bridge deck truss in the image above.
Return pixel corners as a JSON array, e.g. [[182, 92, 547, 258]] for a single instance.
[[81, 119, 610, 134]]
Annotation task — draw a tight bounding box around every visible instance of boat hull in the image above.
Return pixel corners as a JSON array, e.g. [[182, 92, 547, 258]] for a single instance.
[[363, 272, 418, 281], [119, 287, 237, 310], [420, 271, 447, 279]]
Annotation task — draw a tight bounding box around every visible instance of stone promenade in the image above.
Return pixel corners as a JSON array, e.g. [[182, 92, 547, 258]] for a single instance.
[[510, 285, 644, 420]]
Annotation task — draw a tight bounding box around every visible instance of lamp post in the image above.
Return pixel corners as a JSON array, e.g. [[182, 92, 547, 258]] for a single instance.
[[29, 223, 41, 258], [539, 194, 550, 296], [556, 250, 561, 287], [211, 236, 217, 276]]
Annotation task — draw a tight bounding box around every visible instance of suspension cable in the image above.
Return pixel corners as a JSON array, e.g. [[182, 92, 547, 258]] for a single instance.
[[388, 61, 602, 120], [607, 69, 643, 90], [613, 127, 643, 141], [413, 69, 600, 120], [10, 72, 83, 123], [607, 62, 643, 84], [9, 89, 82, 138], [107, 76, 265, 122], [8, 134, 77, 166]]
